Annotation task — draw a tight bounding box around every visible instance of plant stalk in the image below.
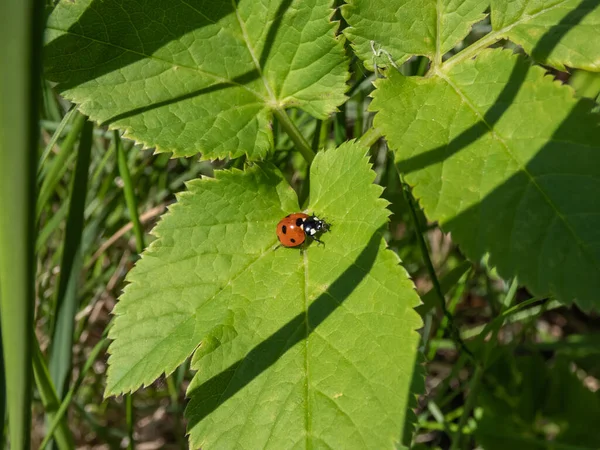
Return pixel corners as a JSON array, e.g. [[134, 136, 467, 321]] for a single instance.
[[115, 132, 145, 253], [115, 131, 141, 449], [0, 0, 44, 448], [273, 109, 315, 164], [396, 166, 473, 360], [356, 127, 383, 149]]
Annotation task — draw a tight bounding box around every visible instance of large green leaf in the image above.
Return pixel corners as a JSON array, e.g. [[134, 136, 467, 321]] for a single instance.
[[44, 0, 348, 160], [342, 0, 488, 69], [491, 0, 600, 71], [106, 142, 422, 449], [372, 48, 600, 309]]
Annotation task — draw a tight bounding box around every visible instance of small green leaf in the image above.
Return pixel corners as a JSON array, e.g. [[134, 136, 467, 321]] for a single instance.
[[491, 0, 600, 71], [372, 48, 600, 309], [342, 0, 488, 69], [106, 142, 422, 449], [44, 0, 348, 160]]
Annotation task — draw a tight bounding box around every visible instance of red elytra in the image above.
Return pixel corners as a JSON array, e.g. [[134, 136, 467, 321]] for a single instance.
[[276, 213, 309, 247]]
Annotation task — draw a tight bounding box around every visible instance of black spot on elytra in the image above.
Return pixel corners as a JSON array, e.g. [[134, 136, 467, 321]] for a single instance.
[[291, 238, 296, 243], [281, 225, 287, 234], [296, 218, 303, 226]]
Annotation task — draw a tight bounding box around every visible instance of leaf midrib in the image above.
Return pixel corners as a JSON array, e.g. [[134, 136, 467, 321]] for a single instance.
[[232, 0, 278, 104], [436, 69, 600, 279], [302, 249, 312, 447], [108, 241, 278, 394]]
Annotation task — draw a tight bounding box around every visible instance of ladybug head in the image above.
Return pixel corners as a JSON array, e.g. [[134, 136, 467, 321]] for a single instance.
[[315, 217, 329, 232], [305, 215, 330, 234]]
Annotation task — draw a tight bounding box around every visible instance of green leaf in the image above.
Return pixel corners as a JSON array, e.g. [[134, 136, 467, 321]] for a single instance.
[[44, 0, 348, 160], [106, 142, 423, 449], [491, 0, 600, 71], [342, 0, 488, 69], [372, 48, 600, 309]]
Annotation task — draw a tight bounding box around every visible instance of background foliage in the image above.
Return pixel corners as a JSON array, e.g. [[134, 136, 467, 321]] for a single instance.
[[1, 0, 600, 449]]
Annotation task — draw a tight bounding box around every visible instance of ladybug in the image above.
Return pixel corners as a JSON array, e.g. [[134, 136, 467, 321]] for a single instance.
[[276, 213, 330, 247]]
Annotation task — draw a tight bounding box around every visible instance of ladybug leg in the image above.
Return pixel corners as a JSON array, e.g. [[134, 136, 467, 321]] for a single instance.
[[313, 236, 325, 246]]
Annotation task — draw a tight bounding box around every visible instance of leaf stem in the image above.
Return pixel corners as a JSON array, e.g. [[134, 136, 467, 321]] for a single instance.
[[356, 126, 383, 148], [273, 109, 315, 164], [114, 131, 140, 449], [440, 30, 504, 73], [126, 395, 135, 450], [115, 132, 145, 253], [395, 166, 473, 360]]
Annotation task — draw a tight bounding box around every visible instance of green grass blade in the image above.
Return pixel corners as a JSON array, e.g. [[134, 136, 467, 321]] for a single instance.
[[42, 80, 62, 123], [37, 112, 86, 218], [48, 119, 93, 399], [416, 260, 472, 316], [38, 106, 76, 180], [36, 200, 69, 254], [0, 0, 44, 448], [115, 132, 145, 253], [0, 320, 5, 446], [32, 341, 74, 450], [115, 132, 141, 450], [39, 337, 108, 450]]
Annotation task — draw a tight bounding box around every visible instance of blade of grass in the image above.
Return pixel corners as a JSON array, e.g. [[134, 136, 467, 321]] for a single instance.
[[32, 340, 74, 450], [0, 320, 5, 446], [38, 106, 76, 178], [115, 132, 144, 253], [115, 131, 144, 450], [36, 200, 69, 254], [48, 119, 93, 400], [39, 337, 108, 450], [353, 90, 365, 138], [416, 261, 472, 316], [0, 0, 44, 448], [42, 80, 62, 123], [333, 103, 346, 145], [40, 120, 112, 139], [311, 119, 323, 152], [37, 112, 86, 218]]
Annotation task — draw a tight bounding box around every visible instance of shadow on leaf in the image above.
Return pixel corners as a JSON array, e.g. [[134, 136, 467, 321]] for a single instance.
[[390, 0, 600, 306], [45, 0, 296, 123], [185, 231, 385, 428], [397, 0, 597, 176]]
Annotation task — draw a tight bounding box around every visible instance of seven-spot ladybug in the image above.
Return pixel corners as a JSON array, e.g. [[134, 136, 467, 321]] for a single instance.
[[276, 213, 330, 247]]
